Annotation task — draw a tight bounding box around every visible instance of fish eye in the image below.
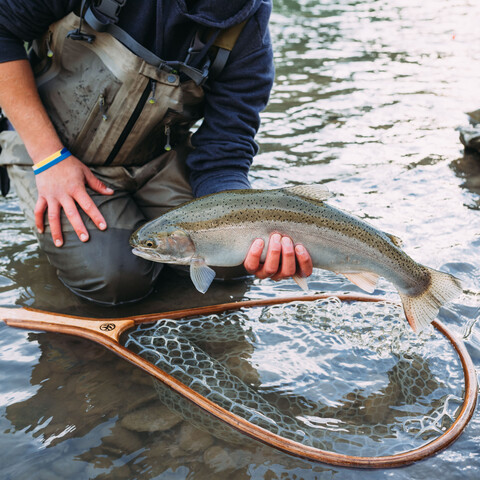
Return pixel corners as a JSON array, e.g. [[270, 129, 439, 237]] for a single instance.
[[144, 238, 156, 248]]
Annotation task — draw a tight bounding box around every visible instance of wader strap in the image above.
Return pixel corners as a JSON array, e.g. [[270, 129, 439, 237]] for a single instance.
[[76, 0, 245, 84], [209, 20, 247, 79], [81, 3, 209, 85]]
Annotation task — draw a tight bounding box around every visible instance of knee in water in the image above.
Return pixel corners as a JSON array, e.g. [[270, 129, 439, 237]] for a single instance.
[[58, 257, 162, 306], [40, 229, 163, 306]]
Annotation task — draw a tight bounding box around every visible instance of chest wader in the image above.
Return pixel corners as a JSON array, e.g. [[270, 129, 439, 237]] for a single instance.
[[0, 10, 245, 305]]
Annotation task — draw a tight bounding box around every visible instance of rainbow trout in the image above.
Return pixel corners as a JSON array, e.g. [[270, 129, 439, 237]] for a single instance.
[[130, 185, 462, 332]]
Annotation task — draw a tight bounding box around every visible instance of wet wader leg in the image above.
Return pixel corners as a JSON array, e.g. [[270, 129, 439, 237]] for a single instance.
[[132, 144, 194, 220], [2, 143, 195, 305], [42, 227, 163, 306], [6, 164, 162, 306]]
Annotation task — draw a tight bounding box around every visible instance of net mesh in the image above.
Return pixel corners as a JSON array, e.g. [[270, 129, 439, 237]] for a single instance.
[[124, 297, 464, 456]]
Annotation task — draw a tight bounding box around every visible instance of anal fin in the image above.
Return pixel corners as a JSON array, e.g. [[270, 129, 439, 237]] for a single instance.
[[293, 274, 309, 292], [342, 271, 379, 293]]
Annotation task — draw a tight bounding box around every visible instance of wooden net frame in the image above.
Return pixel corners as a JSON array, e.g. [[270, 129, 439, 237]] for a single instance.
[[1, 293, 477, 468]]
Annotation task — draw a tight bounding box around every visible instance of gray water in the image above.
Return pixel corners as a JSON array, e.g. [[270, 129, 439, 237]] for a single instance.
[[1, 0, 480, 478]]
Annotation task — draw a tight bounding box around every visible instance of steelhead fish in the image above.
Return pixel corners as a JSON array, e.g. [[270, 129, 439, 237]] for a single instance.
[[130, 185, 462, 332]]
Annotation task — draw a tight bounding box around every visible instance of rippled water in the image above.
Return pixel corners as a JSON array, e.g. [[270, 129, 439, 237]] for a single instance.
[[1, 0, 479, 478]]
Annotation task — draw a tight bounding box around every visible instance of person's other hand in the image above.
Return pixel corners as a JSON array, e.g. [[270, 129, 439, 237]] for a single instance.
[[243, 233, 313, 282], [34, 155, 114, 247]]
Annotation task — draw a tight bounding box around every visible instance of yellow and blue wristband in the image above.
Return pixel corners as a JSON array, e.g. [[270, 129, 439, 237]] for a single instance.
[[32, 148, 71, 175]]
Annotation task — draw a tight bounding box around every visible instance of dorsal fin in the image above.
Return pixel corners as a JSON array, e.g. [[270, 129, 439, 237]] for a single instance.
[[282, 184, 332, 202]]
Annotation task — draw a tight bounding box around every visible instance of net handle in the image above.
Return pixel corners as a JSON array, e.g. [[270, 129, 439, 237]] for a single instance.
[[0, 293, 477, 468]]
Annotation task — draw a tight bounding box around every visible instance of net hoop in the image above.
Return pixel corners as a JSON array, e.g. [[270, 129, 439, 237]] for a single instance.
[[1, 293, 477, 468]]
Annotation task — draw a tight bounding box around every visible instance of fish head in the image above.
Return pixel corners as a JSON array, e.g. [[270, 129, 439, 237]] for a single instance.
[[129, 223, 196, 265]]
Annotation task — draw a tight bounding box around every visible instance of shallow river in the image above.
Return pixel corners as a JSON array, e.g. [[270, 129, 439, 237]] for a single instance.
[[1, 0, 479, 478]]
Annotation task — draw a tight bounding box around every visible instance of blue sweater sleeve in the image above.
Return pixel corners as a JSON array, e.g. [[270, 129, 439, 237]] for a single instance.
[[0, 0, 80, 62], [188, 3, 274, 197]]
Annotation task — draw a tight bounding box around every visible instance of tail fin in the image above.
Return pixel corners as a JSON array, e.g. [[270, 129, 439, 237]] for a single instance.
[[399, 267, 463, 333]]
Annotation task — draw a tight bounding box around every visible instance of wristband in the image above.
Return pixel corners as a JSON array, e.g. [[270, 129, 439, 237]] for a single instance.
[[32, 148, 72, 175]]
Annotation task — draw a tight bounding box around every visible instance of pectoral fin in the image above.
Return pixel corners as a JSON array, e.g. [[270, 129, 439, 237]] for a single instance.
[[190, 257, 216, 294], [342, 271, 379, 293]]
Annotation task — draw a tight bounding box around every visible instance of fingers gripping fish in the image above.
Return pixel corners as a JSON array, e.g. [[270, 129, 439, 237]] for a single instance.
[[129, 185, 462, 333]]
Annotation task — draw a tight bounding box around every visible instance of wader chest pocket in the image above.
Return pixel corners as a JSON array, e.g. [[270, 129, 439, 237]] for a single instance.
[[33, 13, 189, 167]]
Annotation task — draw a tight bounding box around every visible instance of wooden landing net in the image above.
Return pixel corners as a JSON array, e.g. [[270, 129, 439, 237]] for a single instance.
[[1, 293, 477, 468]]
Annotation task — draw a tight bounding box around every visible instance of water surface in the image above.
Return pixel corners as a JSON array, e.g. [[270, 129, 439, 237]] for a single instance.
[[1, 0, 479, 478]]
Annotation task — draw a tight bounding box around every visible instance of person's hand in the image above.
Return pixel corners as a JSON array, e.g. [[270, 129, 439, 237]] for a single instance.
[[243, 233, 313, 284], [34, 155, 114, 247]]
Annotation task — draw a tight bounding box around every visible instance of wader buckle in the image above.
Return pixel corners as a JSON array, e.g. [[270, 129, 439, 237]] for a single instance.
[[92, 0, 127, 24], [67, 0, 97, 43], [66, 30, 96, 43]]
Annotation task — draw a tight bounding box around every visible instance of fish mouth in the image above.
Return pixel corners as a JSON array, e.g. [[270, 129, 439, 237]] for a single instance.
[[131, 248, 190, 265], [131, 247, 160, 262]]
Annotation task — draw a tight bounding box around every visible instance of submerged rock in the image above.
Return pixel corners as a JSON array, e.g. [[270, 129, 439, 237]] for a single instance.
[[148, 439, 186, 459], [121, 404, 182, 432], [203, 445, 236, 472], [178, 422, 215, 452], [457, 109, 480, 153], [102, 425, 143, 453]]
